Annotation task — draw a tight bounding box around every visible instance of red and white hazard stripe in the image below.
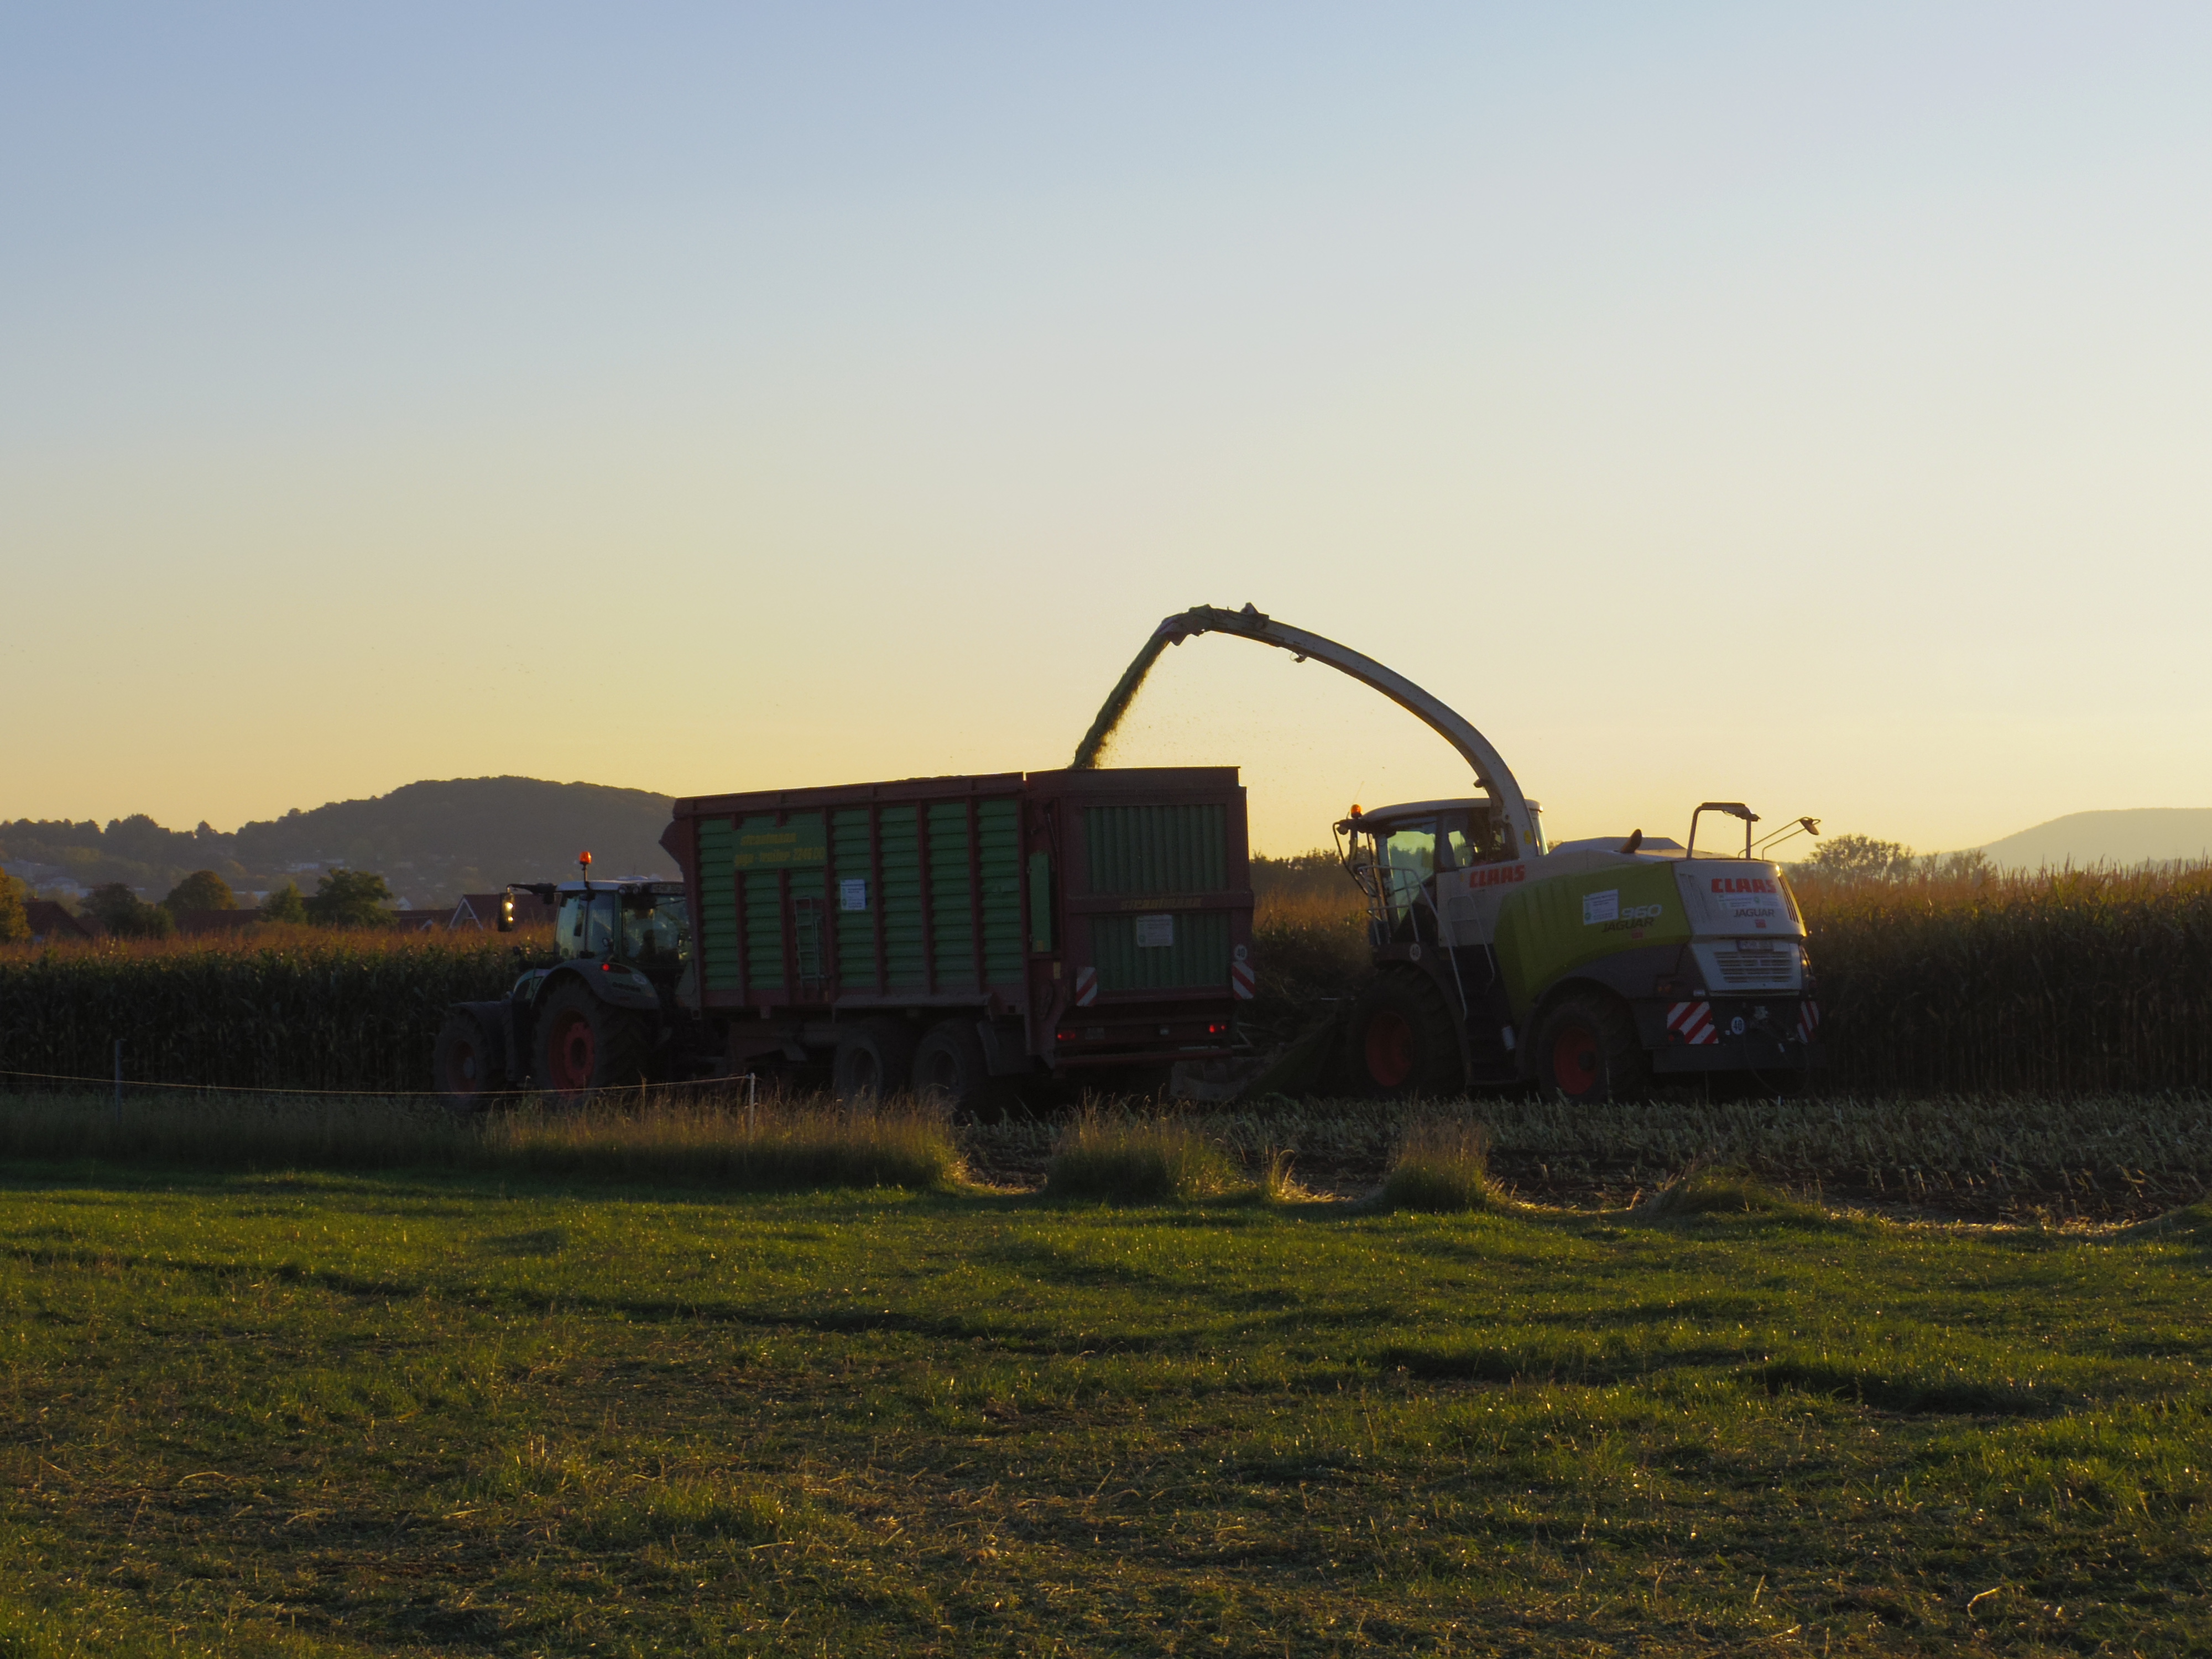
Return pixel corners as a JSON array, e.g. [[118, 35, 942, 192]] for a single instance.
[[1074, 966, 1098, 1007], [1230, 960, 1256, 1000], [1666, 1000, 1717, 1045], [1797, 1000, 1821, 1042]]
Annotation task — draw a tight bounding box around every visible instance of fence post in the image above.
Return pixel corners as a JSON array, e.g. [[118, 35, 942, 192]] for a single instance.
[[113, 1039, 123, 1132]]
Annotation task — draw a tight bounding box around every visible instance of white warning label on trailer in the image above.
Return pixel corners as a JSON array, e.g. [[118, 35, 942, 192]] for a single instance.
[[1134, 914, 1175, 949], [839, 878, 869, 912], [1582, 889, 1619, 925]]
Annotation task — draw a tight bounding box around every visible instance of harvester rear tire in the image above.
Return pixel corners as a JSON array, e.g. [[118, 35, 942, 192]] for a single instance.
[[1532, 991, 1649, 1105], [1345, 971, 1464, 1099], [533, 979, 654, 1103], [911, 1019, 1014, 1121], [432, 1005, 506, 1113], [833, 1019, 920, 1102]]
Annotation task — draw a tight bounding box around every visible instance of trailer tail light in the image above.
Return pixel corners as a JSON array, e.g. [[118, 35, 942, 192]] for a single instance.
[[1206, 1021, 1228, 1035]]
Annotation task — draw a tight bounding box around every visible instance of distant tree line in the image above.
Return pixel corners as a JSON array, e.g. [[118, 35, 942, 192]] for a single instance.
[[0, 868, 398, 942]]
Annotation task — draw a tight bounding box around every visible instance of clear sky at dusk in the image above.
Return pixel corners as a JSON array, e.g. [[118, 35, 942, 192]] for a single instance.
[[6, 3, 2208, 854]]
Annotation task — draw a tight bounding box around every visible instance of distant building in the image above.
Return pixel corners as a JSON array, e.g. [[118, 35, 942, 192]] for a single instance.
[[23, 902, 97, 943]]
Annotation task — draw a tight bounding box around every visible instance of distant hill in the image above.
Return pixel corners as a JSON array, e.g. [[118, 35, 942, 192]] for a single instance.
[[1980, 808, 2212, 870], [1, 777, 676, 909]]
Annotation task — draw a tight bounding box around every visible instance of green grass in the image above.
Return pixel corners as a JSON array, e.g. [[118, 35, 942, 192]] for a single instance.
[[2, 1167, 2209, 1653]]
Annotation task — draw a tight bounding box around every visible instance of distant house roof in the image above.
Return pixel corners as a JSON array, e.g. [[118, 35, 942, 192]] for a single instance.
[[24, 901, 96, 942], [452, 891, 556, 931]]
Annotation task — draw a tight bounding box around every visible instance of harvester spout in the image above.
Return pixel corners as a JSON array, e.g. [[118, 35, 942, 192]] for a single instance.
[[1073, 602, 1542, 859]]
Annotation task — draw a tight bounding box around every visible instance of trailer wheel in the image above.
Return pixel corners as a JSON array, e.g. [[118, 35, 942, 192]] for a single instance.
[[1532, 991, 1649, 1104], [1345, 971, 1463, 1098], [833, 1019, 920, 1102], [534, 979, 653, 1102], [432, 1006, 505, 1112], [911, 1019, 1012, 1120]]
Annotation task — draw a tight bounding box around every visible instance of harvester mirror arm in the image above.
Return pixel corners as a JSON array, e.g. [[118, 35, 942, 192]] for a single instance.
[[1146, 603, 1542, 858], [1687, 802, 1760, 860]]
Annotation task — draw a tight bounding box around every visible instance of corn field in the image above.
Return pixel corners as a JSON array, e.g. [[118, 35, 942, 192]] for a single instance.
[[1796, 865, 2212, 1092], [0, 926, 552, 1093]]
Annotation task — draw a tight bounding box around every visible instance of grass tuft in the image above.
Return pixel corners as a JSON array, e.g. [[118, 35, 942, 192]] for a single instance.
[[1040, 1109, 1243, 1203], [1635, 1164, 1820, 1222], [1377, 1117, 1499, 1212]]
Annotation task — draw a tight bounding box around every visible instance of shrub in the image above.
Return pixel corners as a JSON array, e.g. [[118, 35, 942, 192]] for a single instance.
[[0, 874, 27, 945]]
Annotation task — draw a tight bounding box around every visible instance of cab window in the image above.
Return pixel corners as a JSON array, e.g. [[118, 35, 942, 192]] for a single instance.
[[1442, 808, 1508, 867], [621, 892, 691, 967], [557, 893, 620, 959]]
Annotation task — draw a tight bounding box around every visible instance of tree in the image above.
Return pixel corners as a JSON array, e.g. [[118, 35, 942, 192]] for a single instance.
[[162, 869, 237, 915], [1804, 834, 1916, 884], [0, 873, 28, 944], [259, 881, 309, 924], [304, 868, 393, 928], [84, 881, 176, 938]]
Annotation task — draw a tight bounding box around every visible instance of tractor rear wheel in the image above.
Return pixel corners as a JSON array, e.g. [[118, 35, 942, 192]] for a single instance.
[[533, 979, 654, 1102], [1532, 991, 1650, 1104], [1344, 971, 1464, 1098], [833, 1018, 920, 1102]]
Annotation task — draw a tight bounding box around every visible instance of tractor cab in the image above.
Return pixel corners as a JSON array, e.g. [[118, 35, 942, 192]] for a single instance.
[[504, 879, 691, 977]]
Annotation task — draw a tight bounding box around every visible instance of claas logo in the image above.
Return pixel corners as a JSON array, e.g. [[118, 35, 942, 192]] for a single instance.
[[1710, 877, 1777, 894]]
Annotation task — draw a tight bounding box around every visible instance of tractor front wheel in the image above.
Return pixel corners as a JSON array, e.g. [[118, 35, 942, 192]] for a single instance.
[[432, 1006, 505, 1112], [1531, 991, 1649, 1104], [533, 979, 653, 1102], [1344, 971, 1464, 1098]]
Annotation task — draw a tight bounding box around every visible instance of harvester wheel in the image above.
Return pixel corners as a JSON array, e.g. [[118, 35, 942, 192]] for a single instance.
[[833, 1019, 920, 1102], [1345, 971, 1463, 1098], [911, 1019, 1013, 1120], [1532, 991, 1649, 1104], [533, 979, 653, 1103], [432, 1005, 506, 1113]]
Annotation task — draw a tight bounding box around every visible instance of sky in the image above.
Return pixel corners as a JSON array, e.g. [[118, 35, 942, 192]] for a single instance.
[[5, 2, 2209, 855]]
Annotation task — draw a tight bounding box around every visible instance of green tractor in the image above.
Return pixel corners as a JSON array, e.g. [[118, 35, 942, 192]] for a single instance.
[[1120, 607, 1820, 1102], [432, 860, 698, 1107]]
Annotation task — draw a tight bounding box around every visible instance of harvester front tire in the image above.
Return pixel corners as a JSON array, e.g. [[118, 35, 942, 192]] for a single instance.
[[833, 1019, 919, 1102], [1532, 991, 1649, 1105], [534, 979, 653, 1103], [911, 1019, 1013, 1120], [432, 1005, 506, 1113], [1345, 971, 1464, 1099]]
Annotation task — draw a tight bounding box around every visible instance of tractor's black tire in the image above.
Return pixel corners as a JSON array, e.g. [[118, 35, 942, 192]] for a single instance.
[[910, 1019, 1015, 1120], [1531, 990, 1650, 1105], [832, 1018, 920, 1102], [432, 1005, 507, 1112], [1344, 971, 1465, 1099], [533, 979, 654, 1103]]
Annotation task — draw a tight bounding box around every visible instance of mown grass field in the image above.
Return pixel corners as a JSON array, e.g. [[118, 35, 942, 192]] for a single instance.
[[3, 1150, 2209, 1655]]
